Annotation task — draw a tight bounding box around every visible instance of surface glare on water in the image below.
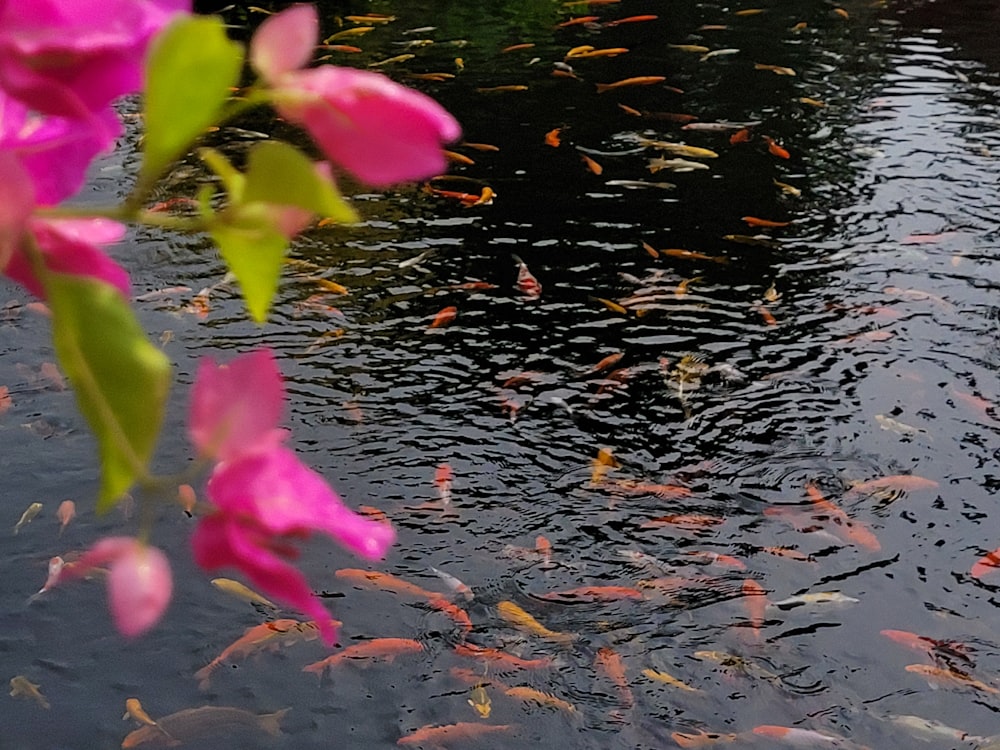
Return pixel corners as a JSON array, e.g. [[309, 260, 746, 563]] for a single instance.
[[1, 0, 999, 748]]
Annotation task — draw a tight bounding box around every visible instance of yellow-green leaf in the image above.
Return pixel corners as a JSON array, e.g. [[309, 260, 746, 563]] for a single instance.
[[211, 208, 288, 323], [46, 275, 171, 511]]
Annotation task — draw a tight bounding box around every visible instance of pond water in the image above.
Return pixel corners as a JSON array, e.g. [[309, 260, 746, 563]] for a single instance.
[[3, 0, 999, 748]]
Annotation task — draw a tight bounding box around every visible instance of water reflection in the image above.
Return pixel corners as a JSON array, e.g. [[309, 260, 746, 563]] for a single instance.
[[2, 0, 1000, 748]]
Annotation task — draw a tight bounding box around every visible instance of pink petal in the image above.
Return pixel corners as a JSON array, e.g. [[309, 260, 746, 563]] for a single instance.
[[0, 0, 190, 117], [0, 150, 34, 271], [192, 514, 337, 644], [250, 4, 317, 83], [188, 349, 286, 461], [206, 446, 395, 560], [106, 542, 173, 638], [4, 218, 130, 298], [274, 67, 461, 186]]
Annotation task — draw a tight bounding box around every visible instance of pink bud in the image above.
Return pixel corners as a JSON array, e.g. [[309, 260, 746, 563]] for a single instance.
[[250, 4, 317, 83]]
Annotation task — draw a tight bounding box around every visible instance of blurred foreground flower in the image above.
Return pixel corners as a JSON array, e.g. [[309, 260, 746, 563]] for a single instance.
[[60, 537, 173, 638], [189, 349, 395, 644], [251, 4, 461, 186]]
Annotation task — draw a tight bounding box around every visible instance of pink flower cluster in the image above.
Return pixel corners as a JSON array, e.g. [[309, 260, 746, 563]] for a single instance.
[[189, 349, 395, 645], [0, 0, 189, 295]]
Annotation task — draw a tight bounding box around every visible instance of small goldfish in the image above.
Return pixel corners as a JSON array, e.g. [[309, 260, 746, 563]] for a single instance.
[[477, 85, 529, 93], [642, 667, 702, 693], [497, 601, 576, 645], [123, 698, 160, 727], [742, 216, 791, 228], [544, 127, 562, 147], [56, 500, 75, 534], [905, 664, 999, 695], [604, 14, 658, 26], [325, 27, 375, 41], [595, 647, 633, 707], [580, 153, 603, 175], [468, 683, 492, 717], [512, 255, 542, 299], [504, 685, 577, 712], [556, 15, 600, 27], [595, 76, 666, 93], [335, 568, 441, 600], [427, 306, 458, 330], [591, 447, 619, 485], [211, 578, 277, 609], [648, 157, 709, 173], [303, 638, 424, 676], [754, 63, 796, 75], [762, 135, 790, 159], [13, 501, 42, 534], [345, 13, 395, 23], [453, 643, 552, 670], [501, 42, 535, 53], [669, 44, 710, 53], [9, 675, 48, 709], [397, 722, 512, 746], [535, 536, 553, 567]]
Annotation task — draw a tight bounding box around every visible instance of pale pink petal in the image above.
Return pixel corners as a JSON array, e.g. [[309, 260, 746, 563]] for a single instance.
[[274, 67, 461, 186], [188, 349, 286, 461], [106, 542, 172, 638], [250, 4, 317, 83], [206, 446, 395, 559], [4, 218, 130, 299], [192, 514, 337, 644]]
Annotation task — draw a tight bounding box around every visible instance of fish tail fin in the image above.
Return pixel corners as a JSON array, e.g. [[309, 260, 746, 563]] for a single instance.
[[301, 660, 328, 679], [595, 83, 612, 94], [193, 662, 216, 690], [259, 708, 290, 736], [511, 254, 525, 266]]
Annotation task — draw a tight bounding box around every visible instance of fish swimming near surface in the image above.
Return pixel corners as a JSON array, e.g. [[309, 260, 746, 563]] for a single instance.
[[503, 685, 577, 712], [595, 647, 634, 707], [195, 619, 327, 688], [453, 643, 553, 670], [13, 501, 42, 534], [595, 76, 667, 93], [335, 568, 441, 600], [210, 578, 277, 609], [769, 591, 859, 609], [905, 663, 1000, 695], [56, 500, 75, 534], [497, 601, 576, 646], [10, 675, 49, 709], [397, 722, 513, 746], [512, 255, 542, 299], [467, 683, 492, 717], [302, 638, 424, 677], [121, 706, 288, 748], [672, 729, 740, 747], [971, 546, 1000, 580], [752, 724, 864, 748], [642, 667, 702, 693]]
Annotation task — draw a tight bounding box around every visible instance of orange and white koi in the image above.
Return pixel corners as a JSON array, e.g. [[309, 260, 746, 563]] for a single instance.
[[335, 568, 441, 600], [762, 135, 790, 159], [430, 566, 473, 601], [752, 725, 860, 746]]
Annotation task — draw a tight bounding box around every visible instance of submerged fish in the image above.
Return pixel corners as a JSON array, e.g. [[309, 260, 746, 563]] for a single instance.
[[195, 619, 326, 687], [13, 502, 42, 534], [211, 578, 277, 609], [468, 683, 492, 718], [9, 675, 49, 709], [497, 601, 576, 645], [504, 685, 577, 712], [121, 706, 288, 748], [642, 667, 702, 693], [770, 592, 859, 609], [905, 663, 1000, 695], [397, 722, 513, 746], [302, 638, 424, 676]]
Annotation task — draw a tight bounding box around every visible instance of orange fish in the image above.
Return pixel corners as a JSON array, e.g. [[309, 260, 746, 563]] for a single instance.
[[397, 722, 512, 746], [642, 514, 722, 530], [544, 128, 562, 147], [450, 280, 497, 291], [742, 216, 790, 228], [335, 568, 441, 600], [741, 579, 767, 640], [536, 585, 644, 602], [443, 149, 474, 166], [567, 47, 629, 59], [596, 76, 666, 93], [660, 247, 728, 263], [762, 135, 790, 159], [427, 597, 473, 635], [556, 15, 599, 27], [610, 480, 693, 499], [504, 685, 577, 712], [729, 128, 751, 144], [428, 306, 458, 330], [195, 619, 325, 687], [501, 43, 535, 53], [604, 14, 658, 26], [302, 638, 424, 676], [512, 254, 542, 299], [880, 629, 938, 656], [321, 44, 363, 53], [905, 664, 999, 695], [56, 500, 75, 534], [580, 153, 603, 175], [453, 643, 552, 670], [588, 352, 624, 375], [971, 547, 1000, 580], [757, 306, 777, 326], [805, 483, 881, 551], [461, 142, 501, 152], [477, 85, 529, 93], [535, 535, 553, 567], [434, 462, 453, 505], [357, 505, 390, 524], [595, 647, 633, 707]]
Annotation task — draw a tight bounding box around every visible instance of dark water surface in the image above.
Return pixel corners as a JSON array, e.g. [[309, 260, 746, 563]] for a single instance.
[[3, 0, 999, 747]]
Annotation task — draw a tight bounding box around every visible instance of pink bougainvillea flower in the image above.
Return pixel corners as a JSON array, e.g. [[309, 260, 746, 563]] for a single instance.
[[188, 348, 287, 462], [60, 536, 173, 639], [271, 66, 461, 186], [0, 151, 33, 271], [188, 348, 396, 643], [4, 217, 130, 299], [192, 514, 340, 644], [0, 90, 122, 206], [207, 446, 396, 560], [250, 3, 317, 83], [0, 0, 190, 120]]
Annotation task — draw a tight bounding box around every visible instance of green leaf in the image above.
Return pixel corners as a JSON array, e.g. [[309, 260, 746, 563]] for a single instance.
[[244, 141, 357, 224], [210, 208, 288, 323], [142, 16, 243, 184], [46, 275, 171, 512]]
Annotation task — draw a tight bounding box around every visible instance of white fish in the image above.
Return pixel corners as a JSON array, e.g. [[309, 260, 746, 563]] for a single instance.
[[13, 502, 42, 535], [430, 567, 474, 602], [700, 48, 740, 61], [885, 714, 986, 744], [875, 414, 928, 437], [769, 592, 859, 610]]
